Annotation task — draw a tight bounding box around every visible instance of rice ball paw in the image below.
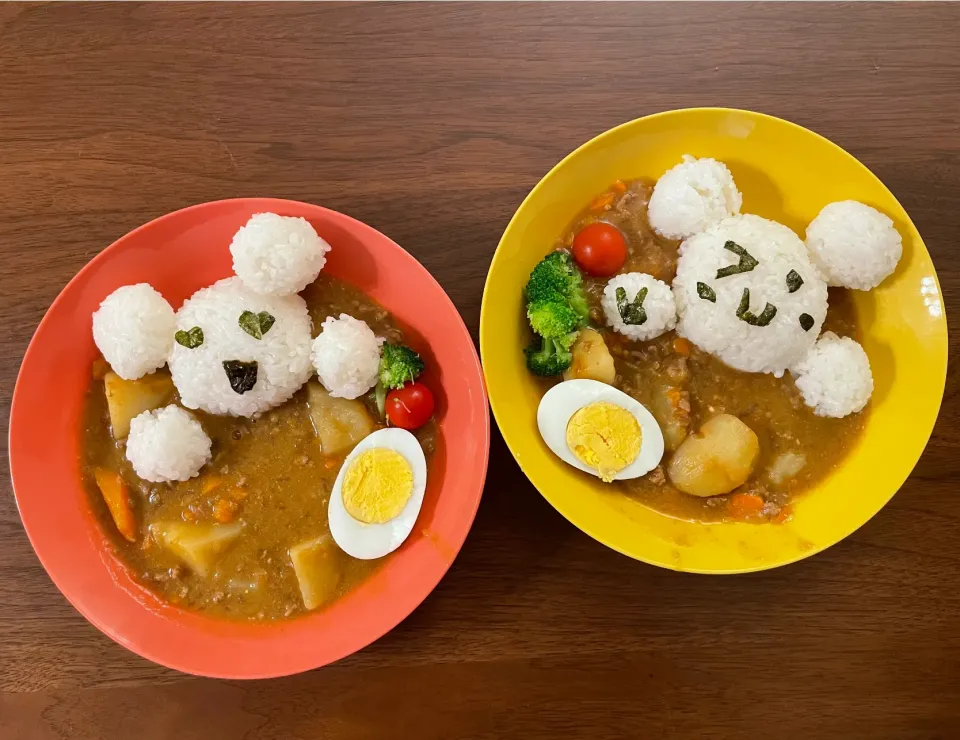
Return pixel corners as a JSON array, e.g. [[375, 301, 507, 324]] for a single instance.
[[601, 273, 676, 342], [311, 314, 383, 400], [125, 405, 212, 483], [230, 212, 331, 296], [672, 214, 828, 377], [647, 155, 743, 240], [804, 201, 903, 290], [790, 332, 873, 418], [168, 277, 313, 417], [92, 283, 176, 380]]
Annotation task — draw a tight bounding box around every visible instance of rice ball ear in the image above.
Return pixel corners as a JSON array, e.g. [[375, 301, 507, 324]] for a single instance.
[[790, 332, 873, 418], [311, 314, 383, 400], [125, 405, 212, 482], [602, 273, 676, 342], [648, 155, 742, 240], [92, 283, 175, 380], [230, 213, 331, 296], [804, 201, 902, 290]]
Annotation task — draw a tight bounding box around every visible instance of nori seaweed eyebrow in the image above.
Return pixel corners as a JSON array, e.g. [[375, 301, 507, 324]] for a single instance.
[[716, 241, 759, 279]]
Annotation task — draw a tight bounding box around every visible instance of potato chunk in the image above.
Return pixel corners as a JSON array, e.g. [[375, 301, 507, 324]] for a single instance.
[[104, 370, 174, 439], [562, 328, 616, 384], [766, 451, 807, 487], [667, 414, 759, 497], [650, 385, 691, 452], [289, 535, 343, 610], [150, 522, 242, 577], [306, 381, 375, 456]]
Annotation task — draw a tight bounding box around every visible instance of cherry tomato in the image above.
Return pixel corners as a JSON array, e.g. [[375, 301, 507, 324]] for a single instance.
[[386, 381, 435, 430], [572, 222, 627, 276]]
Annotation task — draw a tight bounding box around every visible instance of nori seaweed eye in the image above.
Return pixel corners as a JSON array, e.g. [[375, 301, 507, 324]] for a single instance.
[[239, 311, 276, 340], [223, 360, 258, 394], [716, 241, 759, 279], [786, 270, 804, 293], [615, 286, 648, 325], [735, 288, 777, 327], [175, 326, 204, 349], [697, 282, 717, 302], [799, 313, 815, 331]]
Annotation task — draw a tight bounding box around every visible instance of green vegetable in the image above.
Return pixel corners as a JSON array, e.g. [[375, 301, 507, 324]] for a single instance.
[[374, 343, 425, 417], [222, 360, 258, 394], [786, 270, 804, 293], [615, 286, 648, 325], [175, 326, 204, 349], [697, 282, 717, 303], [735, 288, 777, 327], [527, 299, 580, 338], [239, 311, 275, 340], [799, 313, 814, 331], [524, 251, 589, 327], [716, 241, 758, 279], [524, 334, 576, 377]]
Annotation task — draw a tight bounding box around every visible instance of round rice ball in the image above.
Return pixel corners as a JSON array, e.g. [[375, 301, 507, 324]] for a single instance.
[[673, 214, 828, 376], [790, 332, 873, 418], [92, 283, 175, 380], [168, 277, 313, 417], [648, 155, 742, 240], [804, 201, 902, 290], [230, 212, 331, 296], [125, 405, 212, 482], [311, 314, 383, 400], [601, 273, 676, 341]]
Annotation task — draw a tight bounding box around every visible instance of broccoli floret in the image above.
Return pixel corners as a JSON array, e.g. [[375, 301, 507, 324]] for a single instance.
[[525, 251, 589, 326], [374, 343, 424, 416], [527, 298, 579, 339], [524, 333, 576, 377]]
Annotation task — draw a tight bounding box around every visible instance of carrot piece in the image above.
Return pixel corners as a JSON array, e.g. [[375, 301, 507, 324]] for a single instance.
[[773, 505, 793, 524], [93, 468, 137, 542], [212, 497, 239, 523], [665, 387, 683, 407], [613, 180, 627, 193], [323, 457, 340, 470], [728, 493, 765, 519], [201, 476, 223, 495], [672, 337, 692, 356], [589, 192, 616, 212], [92, 357, 110, 380]]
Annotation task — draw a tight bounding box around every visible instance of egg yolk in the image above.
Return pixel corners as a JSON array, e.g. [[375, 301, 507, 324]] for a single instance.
[[341, 448, 414, 524], [565, 401, 641, 483]]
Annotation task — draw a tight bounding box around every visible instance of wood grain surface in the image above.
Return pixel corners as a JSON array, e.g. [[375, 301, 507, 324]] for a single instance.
[[1, 3, 959, 739]]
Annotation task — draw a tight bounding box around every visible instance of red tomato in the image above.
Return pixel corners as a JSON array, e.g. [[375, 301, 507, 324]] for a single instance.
[[572, 222, 627, 276], [386, 382, 435, 430]]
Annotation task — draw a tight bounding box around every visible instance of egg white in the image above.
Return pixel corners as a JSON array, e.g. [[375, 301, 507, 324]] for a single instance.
[[328, 428, 428, 560], [537, 379, 664, 481]]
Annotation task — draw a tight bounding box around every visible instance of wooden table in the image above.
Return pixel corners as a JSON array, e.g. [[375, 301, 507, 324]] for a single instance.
[[2, 3, 958, 738]]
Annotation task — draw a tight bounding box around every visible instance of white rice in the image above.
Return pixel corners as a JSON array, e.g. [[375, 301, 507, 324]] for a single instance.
[[647, 155, 742, 240], [92, 283, 175, 380], [673, 214, 828, 376], [230, 212, 331, 296], [311, 314, 383, 399], [790, 332, 873, 417], [125, 405, 212, 482], [601, 273, 676, 341], [805, 201, 902, 290], [168, 277, 313, 416]]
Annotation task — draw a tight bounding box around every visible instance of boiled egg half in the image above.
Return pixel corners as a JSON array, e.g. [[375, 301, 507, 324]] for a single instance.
[[537, 379, 664, 482], [329, 428, 427, 559]]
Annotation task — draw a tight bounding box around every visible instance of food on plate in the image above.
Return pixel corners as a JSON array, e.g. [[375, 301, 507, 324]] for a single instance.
[[804, 200, 903, 290], [672, 214, 828, 376], [125, 405, 212, 483], [522, 157, 900, 523], [311, 313, 383, 400], [81, 213, 438, 619], [92, 283, 176, 380], [601, 272, 677, 342], [169, 277, 314, 416], [647, 155, 742, 240], [328, 428, 428, 559], [229, 212, 331, 296], [572, 222, 628, 276], [790, 331, 874, 418]]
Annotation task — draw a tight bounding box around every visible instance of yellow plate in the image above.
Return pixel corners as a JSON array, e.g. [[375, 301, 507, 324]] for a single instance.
[[480, 108, 947, 573]]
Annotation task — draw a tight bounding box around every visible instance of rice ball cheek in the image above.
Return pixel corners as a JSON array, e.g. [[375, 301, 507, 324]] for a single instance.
[[673, 216, 829, 377], [169, 278, 313, 417]]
